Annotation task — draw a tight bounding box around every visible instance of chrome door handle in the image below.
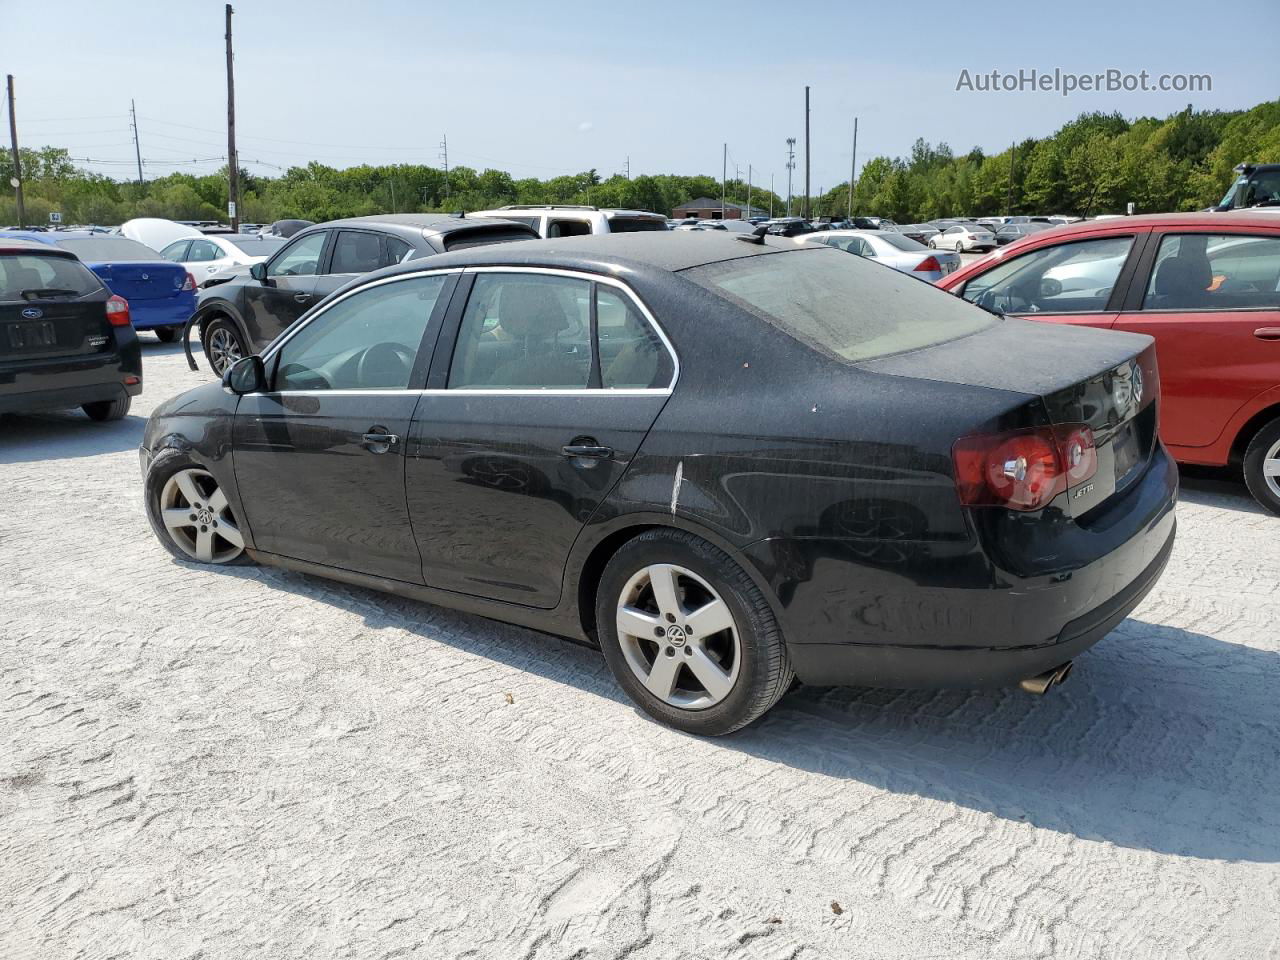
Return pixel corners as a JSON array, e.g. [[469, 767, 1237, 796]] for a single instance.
[[561, 443, 613, 459], [1253, 327, 1280, 341], [294, 293, 312, 303], [361, 432, 400, 453]]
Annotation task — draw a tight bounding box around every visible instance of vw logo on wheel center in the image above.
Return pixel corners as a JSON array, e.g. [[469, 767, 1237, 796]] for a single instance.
[[666, 624, 688, 647]]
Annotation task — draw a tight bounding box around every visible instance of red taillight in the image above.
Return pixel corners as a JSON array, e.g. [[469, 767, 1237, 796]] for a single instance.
[[105, 295, 131, 327], [181, 271, 196, 292], [952, 424, 1097, 512], [914, 255, 941, 272]]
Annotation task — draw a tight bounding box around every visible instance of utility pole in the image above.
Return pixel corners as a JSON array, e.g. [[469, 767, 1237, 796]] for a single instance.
[[770, 173, 774, 218], [389, 176, 396, 213], [439, 134, 450, 205], [225, 4, 240, 232], [785, 137, 795, 217], [624, 155, 630, 180], [803, 85, 811, 219], [6, 74, 24, 228], [720, 143, 726, 219], [746, 164, 752, 221], [1006, 141, 1015, 216], [847, 117, 858, 221], [130, 99, 144, 189]]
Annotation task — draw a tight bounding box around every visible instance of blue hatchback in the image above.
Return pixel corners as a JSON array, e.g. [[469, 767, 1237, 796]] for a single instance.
[[0, 232, 196, 340]]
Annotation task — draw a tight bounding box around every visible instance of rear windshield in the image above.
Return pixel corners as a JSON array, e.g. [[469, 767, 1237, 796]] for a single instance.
[[442, 228, 538, 251], [877, 233, 927, 251], [1, 253, 104, 300], [607, 217, 668, 233], [53, 237, 159, 260], [684, 247, 997, 363], [226, 236, 287, 256]]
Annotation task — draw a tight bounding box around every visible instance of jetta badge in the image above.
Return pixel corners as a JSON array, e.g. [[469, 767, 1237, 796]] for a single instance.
[[21, 307, 43, 319]]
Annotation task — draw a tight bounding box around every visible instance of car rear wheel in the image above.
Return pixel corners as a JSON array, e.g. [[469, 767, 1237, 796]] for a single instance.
[[144, 449, 253, 565], [1242, 417, 1280, 516], [82, 395, 131, 421], [154, 326, 180, 343], [201, 317, 245, 376], [595, 529, 793, 736]]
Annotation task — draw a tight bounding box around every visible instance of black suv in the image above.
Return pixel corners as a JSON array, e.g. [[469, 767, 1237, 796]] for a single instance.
[[1, 237, 142, 421], [1213, 162, 1280, 211], [185, 214, 538, 374]]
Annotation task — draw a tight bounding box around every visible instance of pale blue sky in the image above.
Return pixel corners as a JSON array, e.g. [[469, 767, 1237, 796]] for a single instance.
[[4, 0, 1277, 191]]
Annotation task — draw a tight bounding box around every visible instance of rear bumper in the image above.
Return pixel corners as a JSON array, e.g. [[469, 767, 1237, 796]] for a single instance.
[[786, 523, 1174, 688], [0, 339, 142, 414], [129, 297, 195, 330]]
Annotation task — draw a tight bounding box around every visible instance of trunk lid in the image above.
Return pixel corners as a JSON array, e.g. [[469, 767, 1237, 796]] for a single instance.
[[91, 260, 188, 302], [859, 317, 1159, 516]]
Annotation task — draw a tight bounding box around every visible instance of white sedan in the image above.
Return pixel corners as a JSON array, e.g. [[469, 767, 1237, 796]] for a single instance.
[[930, 223, 997, 252], [805, 229, 962, 282], [159, 234, 288, 287]]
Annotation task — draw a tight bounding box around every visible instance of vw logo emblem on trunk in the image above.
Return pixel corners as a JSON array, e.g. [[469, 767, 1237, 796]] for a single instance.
[[21, 307, 43, 319], [1132, 363, 1144, 406]]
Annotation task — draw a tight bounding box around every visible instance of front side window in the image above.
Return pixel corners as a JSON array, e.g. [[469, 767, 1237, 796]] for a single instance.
[[686, 247, 996, 364], [160, 240, 190, 262], [187, 239, 219, 262], [273, 274, 447, 391], [961, 235, 1134, 315], [1143, 233, 1280, 311], [598, 287, 673, 388], [448, 273, 592, 388], [268, 231, 327, 278], [330, 231, 385, 275]]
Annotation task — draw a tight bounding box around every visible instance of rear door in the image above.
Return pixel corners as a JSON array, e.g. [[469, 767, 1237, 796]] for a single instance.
[[186, 237, 233, 282], [241, 229, 330, 349], [406, 269, 676, 606], [232, 271, 456, 582], [956, 231, 1150, 332], [314, 229, 405, 301], [0, 251, 110, 362], [1112, 228, 1280, 450]]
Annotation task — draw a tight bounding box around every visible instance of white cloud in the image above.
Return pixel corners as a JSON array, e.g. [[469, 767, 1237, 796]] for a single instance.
[[577, 121, 594, 133]]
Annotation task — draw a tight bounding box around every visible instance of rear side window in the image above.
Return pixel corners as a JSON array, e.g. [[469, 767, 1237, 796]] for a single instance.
[[607, 217, 667, 233], [685, 247, 996, 363], [1143, 233, 1280, 311], [598, 287, 673, 388], [330, 231, 385, 274], [548, 219, 592, 238], [0, 254, 104, 300]]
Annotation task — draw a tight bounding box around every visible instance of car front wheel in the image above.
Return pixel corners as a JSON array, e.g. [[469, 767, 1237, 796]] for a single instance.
[[201, 317, 246, 376], [144, 448, 254, 565], [595, 529, 793, 736], [1243, 417, 1280, 516]]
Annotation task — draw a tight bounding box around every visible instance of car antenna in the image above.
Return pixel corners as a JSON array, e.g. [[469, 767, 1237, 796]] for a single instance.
[[737, 224, 768, 245]]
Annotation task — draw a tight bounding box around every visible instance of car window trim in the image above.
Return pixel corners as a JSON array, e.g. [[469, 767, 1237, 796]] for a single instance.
[[1126, 228, 1280, 314], [429, 265, 679, 395], [254, 268, 462, 394]]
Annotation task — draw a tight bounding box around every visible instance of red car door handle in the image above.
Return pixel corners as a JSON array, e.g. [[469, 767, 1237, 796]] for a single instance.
[[1253, 327, 1280, 341]]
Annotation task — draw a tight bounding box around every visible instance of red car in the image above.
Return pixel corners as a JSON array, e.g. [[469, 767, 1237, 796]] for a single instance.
[[938, 213, 1280, 514]]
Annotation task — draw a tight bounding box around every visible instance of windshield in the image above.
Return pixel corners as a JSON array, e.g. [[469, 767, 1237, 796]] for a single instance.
[[685, 247, 997, 363], [53, 237, 159, 260]]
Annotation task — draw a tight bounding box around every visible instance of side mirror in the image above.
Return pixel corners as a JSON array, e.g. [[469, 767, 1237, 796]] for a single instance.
[[223, 355, 267, 395], [249, 262, 268, 282], [1039, 277, 1063, 299]]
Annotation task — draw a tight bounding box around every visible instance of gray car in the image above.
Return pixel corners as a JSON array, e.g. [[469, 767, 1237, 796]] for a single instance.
[[806, 229, 961, 282]]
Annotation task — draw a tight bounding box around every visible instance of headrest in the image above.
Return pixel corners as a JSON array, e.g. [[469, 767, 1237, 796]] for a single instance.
[[1153, 253, 1212, 298], [498, 282, 570, 337]]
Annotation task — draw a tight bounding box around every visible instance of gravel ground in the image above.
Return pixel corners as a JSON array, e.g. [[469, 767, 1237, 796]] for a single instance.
[[2, 338, 1278, 960]]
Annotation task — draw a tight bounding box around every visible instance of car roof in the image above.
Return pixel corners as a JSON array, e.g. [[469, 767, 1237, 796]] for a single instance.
[[308, 213, 534, 238], [1031, 211, 1280, 233], [362, 231, 793, 281]]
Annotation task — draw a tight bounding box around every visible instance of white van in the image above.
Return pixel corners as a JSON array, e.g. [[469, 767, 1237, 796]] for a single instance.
[[468, 205, 667, 238]]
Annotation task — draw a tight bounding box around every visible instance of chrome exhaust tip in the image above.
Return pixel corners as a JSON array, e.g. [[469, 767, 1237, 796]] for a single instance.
[[1018, 661, 1073, 695]]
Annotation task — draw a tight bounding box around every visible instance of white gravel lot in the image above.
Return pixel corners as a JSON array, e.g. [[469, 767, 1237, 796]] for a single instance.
[[2, 339, 1278, 960]]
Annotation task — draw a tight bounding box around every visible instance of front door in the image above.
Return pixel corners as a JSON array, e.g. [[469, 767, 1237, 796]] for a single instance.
[[241, 229, 330, 350], [232, 271, 455, 582], [1112, 229, 1280, 450], [406, 270, 676, 607]]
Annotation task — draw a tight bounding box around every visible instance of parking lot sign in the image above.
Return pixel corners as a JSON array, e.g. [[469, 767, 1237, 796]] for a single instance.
[[49, 211, 62, 223]]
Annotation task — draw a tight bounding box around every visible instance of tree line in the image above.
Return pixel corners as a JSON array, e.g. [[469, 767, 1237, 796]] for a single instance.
[[3, 99, 1277, 228]]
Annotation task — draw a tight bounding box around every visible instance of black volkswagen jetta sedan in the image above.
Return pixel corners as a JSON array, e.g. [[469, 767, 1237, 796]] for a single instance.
[[186, 213, 538, 375], [2, 237, 142, 420], [141, 232, 1177, 735]]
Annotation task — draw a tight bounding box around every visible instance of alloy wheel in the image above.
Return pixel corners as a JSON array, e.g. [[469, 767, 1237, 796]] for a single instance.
[[159, 468, 245, 563], [615, 563, 741, 710], [1264, 437, 1280, 499], [207, 327, 242, 375]]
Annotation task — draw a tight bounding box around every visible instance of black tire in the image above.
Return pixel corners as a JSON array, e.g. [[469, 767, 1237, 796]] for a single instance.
[[595, 529, 793, 736], [144, 447, 255, 566], [82, 395, 131, 421], [200, 315, 246, 376], [154, 326, 180, 343], [1242, 416, 1280, 516]]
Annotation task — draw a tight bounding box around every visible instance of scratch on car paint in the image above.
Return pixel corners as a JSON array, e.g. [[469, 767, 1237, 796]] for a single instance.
[[670, 461, 684, 517]]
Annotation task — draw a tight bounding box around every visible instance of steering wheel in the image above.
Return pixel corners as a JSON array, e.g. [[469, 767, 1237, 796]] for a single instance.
[[356, 342, 415, 388]]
